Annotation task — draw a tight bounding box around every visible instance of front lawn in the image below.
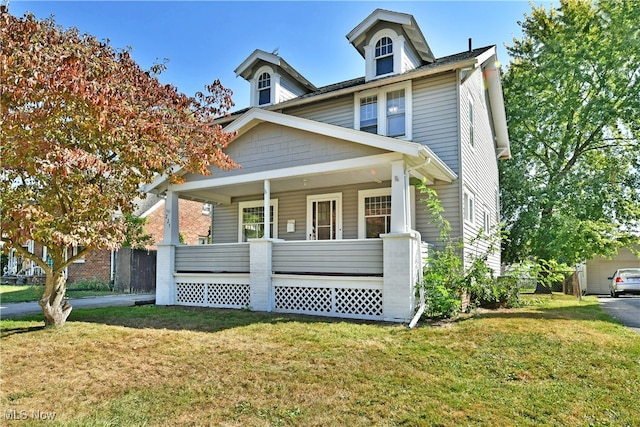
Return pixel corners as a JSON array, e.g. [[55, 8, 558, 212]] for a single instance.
[[1, 294, 638, 426]]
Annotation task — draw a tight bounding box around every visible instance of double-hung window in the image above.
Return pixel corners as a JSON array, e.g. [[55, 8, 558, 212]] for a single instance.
[[358, 188, 392, 239], [386, 89, 405, 137], [355, 82, 411, 139], [258, 72, 271, 105], [238, 200, 278, 242], [463, 189, 475, 225], [375, 37, 393, 76], [359, 95, 378, 134]]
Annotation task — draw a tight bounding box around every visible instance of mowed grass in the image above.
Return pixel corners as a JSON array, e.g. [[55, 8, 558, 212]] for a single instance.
[[0, 285, 117, 303], [1, 294, 639, 426]]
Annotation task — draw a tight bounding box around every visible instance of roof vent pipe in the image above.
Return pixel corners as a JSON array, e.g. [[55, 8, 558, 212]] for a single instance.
[[468, 38, 472, 52]]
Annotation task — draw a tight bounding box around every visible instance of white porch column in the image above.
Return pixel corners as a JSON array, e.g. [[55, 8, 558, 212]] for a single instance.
[[390, 160, 410, 233], [249, 239, 273, 312], [382, 231, 420, 322], [263, 179, 271, 239], [156, 191, 179, 305]]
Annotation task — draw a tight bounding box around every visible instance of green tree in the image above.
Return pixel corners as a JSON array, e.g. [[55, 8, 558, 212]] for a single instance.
[[1, 10, 237, 326], [500, 0, 640, 267]]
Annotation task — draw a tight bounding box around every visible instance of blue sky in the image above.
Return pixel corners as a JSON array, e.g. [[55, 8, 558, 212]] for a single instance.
[[9, 1, 553, 110]]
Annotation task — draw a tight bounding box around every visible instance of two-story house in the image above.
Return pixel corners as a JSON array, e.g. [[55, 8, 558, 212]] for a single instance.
[[146, 9, 510, 322]]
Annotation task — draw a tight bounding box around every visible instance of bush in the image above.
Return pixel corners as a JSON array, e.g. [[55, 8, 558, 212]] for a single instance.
[[423, 281, 461, 319], [416, 184, 516, 319], [470, 275, 522, 309]]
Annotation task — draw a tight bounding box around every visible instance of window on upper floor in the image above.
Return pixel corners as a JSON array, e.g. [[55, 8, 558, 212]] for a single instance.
[[359, 95, 378, 134], [355, 82, 411, 139], [386, 89, 405, 137], [258, 72, 271, 105], [375, 37, 394, 76]]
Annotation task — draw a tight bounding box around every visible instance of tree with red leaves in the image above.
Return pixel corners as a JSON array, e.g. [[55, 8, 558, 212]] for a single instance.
[[0, 10, 237, 327]]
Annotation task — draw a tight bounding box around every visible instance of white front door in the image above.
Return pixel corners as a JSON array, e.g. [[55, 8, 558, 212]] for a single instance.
[[307, 193, 342, 240]]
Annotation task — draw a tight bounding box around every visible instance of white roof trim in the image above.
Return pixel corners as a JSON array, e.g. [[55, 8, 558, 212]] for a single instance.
[[234, 49, 316, 91], [346, 8, 434, 63], [480, 50, 511, 159]]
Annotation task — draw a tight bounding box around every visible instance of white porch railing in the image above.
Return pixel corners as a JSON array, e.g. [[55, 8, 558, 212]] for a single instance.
[[163, 236, 425, 322]]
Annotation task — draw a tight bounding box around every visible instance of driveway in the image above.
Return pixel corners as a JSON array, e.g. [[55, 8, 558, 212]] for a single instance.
[[0, 294, 155, 319], [598, 296, 640, 333]]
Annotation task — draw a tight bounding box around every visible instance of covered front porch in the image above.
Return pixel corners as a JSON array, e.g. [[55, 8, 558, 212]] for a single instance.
[[149, 108, 455, 322]]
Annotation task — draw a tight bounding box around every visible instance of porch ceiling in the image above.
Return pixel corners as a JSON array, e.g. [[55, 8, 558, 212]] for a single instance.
[[178, 162, 395, 204]]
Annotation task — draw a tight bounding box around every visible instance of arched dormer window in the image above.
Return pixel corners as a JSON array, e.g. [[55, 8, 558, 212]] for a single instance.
[[258, 72, 271, 105], [375, 37, 393, 76]]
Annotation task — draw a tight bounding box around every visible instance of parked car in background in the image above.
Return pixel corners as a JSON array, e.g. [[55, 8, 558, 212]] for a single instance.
[[609, 268, 640, 297]]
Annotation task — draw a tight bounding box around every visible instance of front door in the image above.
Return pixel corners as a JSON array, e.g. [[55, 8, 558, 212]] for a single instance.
[[307, 193, 342, 240]]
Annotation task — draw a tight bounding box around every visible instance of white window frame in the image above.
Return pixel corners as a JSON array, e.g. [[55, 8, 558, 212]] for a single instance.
[[237, 199, 278, 242], [365, 28, 403, 81], [463, 188, 475, 225], [354, 81, 412, 140], [358, 188, 392, 239], [357, 187, 417, 238], [250, 65, 276, 107], [306, 193, 342, 240], [374, 36, 394, 76]]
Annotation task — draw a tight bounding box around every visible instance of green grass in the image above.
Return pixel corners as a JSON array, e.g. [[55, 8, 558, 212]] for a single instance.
[[0, 284, 119, 304], [1, 294, 639, 426]]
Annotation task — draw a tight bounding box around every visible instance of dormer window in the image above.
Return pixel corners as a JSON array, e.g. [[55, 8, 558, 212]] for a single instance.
[[375, 37, 393, 76], [257, 72, 271, 105]]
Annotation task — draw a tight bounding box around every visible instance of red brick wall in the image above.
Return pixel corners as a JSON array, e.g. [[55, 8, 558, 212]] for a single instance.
[[66, 249, 112, 284], [144, 199, 211, 249]]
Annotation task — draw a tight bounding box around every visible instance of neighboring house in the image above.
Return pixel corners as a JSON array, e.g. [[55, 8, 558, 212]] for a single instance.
[[582, 246, 640, 294], [2, 198, 211, 285], [2, 241, 112, 285], [142, 197, 213, 248], [145, 9, 511, 322]]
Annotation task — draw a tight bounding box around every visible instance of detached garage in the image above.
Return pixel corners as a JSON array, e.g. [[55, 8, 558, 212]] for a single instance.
[[584, 246, 640, 295]]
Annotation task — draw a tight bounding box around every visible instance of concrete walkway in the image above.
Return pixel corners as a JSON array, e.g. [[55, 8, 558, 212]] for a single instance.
[[0, 294, 156, 319]]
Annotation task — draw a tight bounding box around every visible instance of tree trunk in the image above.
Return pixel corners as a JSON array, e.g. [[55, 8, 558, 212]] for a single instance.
[[38, 269, 72, 327]]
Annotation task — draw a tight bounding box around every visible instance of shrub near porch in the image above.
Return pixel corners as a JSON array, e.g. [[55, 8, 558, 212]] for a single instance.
[[1, 294, 638, 426]]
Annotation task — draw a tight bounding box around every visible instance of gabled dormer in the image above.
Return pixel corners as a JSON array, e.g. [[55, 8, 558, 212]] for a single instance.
[[234, 49, 317, 107], [346, 9, 435, 82]]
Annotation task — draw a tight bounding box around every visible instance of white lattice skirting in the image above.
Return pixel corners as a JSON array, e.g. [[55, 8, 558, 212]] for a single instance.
[[175, 274, 251, 309], [273, 275, 383, 320]]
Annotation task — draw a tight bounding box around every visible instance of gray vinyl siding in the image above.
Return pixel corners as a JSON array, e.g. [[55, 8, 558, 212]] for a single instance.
[[459, 67, 501, 273], [283, 95, 354, 128], [183, 122, 386, 181], [212, 181, 391, 244], [279, 74, 308, 103], [175, 244, 250, 273], [414, 180, 461, 248], [412, 72, 460, 174], [272, 240, 383, 275]]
